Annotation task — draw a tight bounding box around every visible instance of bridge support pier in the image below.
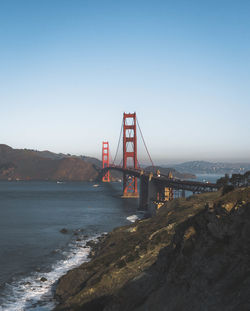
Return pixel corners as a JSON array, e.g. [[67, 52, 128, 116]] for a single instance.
[[148, 180, 160, 215], [145, 179, 174, 214], [181, 190, 185, 198], [139, 175, 149, 210]]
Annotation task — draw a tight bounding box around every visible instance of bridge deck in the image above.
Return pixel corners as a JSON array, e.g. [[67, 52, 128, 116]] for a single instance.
[[102, 166, 219, 192]]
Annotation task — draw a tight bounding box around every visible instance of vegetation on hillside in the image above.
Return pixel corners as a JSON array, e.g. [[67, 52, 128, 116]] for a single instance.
[[54, 187, 250, 311]]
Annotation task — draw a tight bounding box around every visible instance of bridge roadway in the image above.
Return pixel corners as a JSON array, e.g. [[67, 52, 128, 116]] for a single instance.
[[102, 166, 220, 193]]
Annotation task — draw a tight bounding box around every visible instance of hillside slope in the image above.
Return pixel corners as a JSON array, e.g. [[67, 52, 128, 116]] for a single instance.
[[0, 145, 194, 182], [173, 160, 250, 174], [0, 144, 99, 181], [54, 187, 250, 311]]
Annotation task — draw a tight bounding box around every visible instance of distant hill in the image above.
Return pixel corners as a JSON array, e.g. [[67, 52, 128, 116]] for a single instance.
[[172, 161, 250, 175], [0, 144, 99, 181], [0, 144, 197, 182], [145, 166, 196, 179], [80, 155, 102, 168]]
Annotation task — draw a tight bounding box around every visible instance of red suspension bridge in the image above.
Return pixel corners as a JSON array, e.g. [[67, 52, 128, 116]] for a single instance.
[[101, 112, 219, 212]]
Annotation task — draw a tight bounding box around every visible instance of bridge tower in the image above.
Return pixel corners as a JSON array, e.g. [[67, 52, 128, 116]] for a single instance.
[[102, 141, 110, 182], [122, 112, 139, 198]]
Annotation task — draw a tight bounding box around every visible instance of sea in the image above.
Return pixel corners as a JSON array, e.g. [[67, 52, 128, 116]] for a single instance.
[[0, 174, 222, 311], [0, 181, 142, 311], [194, 173, 223, 184]]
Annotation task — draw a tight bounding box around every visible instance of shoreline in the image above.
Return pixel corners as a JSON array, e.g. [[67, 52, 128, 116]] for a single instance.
[[53, 193, 207, 310], [0, 232, 105, 311], [53, 187, 250, 311], [0, 219, 139, 310], [0, 180, 142, 310]]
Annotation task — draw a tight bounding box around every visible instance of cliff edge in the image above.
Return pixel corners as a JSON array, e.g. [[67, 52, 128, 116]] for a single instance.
[[54, 187, 250, 311]]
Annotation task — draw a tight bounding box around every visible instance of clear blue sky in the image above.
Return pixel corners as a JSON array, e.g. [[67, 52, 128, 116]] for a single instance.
[[1, 0, 249, 164]]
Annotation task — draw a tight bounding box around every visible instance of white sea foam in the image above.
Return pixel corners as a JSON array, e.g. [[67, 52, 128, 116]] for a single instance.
[[0, 235, 102, 311], [126, 215, 139, 223]]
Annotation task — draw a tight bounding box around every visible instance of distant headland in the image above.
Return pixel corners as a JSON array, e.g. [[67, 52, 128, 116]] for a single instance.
[[0, 144, 194, 182], [0, 144, 99, 182]]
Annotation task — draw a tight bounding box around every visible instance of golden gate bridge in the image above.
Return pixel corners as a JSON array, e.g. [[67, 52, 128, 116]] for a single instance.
[[101, 112, 219, 212]]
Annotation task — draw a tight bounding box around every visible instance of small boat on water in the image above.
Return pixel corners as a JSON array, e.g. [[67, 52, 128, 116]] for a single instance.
[[93, 184, 99, 187]]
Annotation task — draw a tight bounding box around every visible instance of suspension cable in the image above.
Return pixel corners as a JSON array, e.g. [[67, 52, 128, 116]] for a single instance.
[[136, 118, 155, 170], [109, 153, 114, 165], [112, 118, 123, 166], [137, 159, 141, 169]]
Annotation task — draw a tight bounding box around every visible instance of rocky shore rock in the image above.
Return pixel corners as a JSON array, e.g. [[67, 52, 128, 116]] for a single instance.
[[54, 187, 250, 311]]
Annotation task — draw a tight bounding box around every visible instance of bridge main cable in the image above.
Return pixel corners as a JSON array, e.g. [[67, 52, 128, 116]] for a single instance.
[[136, 118, 155, 170], [112, 118, 123, 166]]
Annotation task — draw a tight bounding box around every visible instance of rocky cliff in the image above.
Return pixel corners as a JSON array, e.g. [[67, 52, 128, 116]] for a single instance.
[[54, 187, 250, 311], [0, 144, 99, 181]]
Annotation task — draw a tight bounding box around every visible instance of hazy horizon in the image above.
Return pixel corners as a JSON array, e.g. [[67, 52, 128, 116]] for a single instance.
[[1, 1, 249, 163], [2, 142, 250, 165]]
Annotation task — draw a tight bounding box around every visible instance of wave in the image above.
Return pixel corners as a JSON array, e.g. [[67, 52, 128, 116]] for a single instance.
[[0, 234, 102, 311], [126, 215, 139, 223]]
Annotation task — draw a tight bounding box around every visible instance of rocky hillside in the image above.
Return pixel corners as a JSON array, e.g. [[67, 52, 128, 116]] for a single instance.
[[54, 187, 250, 311], [0, 144, 99, 181]]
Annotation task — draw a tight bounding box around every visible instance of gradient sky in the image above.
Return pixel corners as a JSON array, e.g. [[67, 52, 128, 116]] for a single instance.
[[0, 0, 250, 164]]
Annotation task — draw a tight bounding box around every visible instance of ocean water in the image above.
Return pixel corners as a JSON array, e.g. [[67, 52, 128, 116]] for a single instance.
[[0, 174, 223, 310], [0, 181, 141, 311], [195, 173, 223, 183]]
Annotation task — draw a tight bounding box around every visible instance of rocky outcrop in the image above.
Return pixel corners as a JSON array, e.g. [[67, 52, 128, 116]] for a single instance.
[[54, 187, 250, 311]]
